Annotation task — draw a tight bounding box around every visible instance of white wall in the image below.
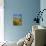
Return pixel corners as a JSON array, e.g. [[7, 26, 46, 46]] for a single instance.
[[0, 0, 4, 42]]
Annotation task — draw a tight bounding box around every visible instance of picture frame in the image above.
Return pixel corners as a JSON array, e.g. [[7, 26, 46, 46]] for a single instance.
[[13, 14, 22, 26]]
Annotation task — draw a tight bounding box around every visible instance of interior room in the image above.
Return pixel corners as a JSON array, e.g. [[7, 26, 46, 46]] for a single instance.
[[0, 0, 46, 46]]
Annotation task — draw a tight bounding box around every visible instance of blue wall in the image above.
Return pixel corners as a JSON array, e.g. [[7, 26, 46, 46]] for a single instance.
[[40, 0, 46, 27], [40, 0, 46, 44], [4, 0, 40, 42]]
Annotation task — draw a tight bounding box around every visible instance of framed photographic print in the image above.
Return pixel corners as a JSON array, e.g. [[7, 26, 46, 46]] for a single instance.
[[13, 14, 22, 26]]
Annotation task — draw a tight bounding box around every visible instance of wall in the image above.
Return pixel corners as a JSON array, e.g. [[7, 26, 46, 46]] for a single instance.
[[0, 0, 4, 42], [40, 0, 46, 45], [40, 0, 46, 26], [4, 0, 40, 42]]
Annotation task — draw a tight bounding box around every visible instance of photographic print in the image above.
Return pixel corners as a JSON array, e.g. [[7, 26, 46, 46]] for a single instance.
[[13, 14, 22, 26]]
